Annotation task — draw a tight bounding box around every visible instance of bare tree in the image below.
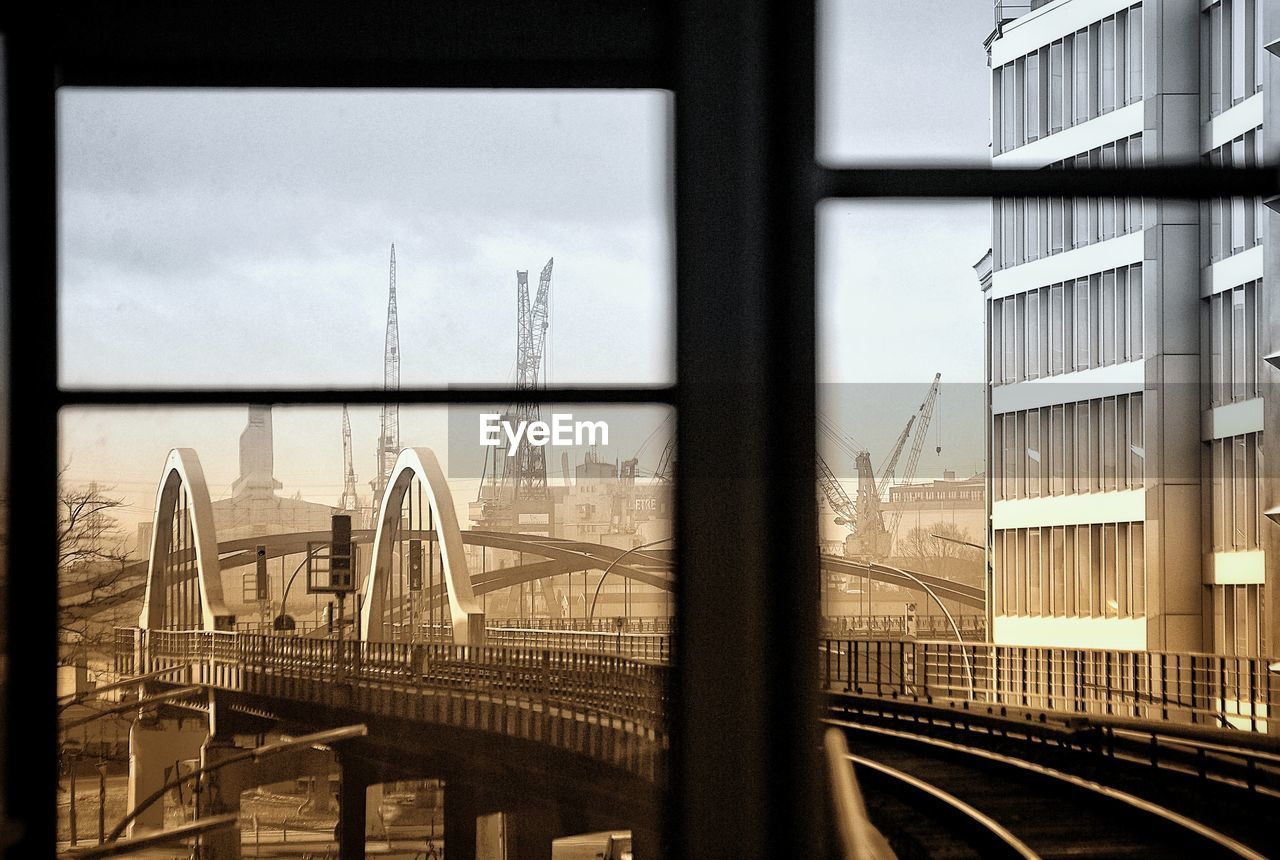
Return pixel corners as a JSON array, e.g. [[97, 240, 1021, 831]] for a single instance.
[[897, 522, 983, 585], [57, 468, 137, 662]]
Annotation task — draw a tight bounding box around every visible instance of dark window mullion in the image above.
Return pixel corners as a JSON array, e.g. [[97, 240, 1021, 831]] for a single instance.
[[819, 165, 1278, 199]]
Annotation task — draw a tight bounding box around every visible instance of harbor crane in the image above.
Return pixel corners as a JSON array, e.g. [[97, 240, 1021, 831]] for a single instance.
[[818, 373, 942, 560]]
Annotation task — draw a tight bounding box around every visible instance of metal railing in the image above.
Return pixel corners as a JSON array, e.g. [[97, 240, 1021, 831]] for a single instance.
[[994, 2, 1034, 25], [820, 639, 1279, 731], [486, 617, 674, 634], [117, 628, 668, 781], [486, 626, 672, 662], [820, 615, 986, 640]]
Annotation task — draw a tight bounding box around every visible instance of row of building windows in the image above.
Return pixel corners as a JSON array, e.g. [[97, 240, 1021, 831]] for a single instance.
[[993, 136, 1145, 269], [1204, 0, 1266, 121], [994, 393, 1144, 502], [990, 264, 1144, 385], [994, 521, 1145, 619], [1207, 279, 1263, 408], [1203, 128, 1266, 265], [1209, 583, 1266, 657], [1209, 432, 1264, 553], [994, 4, 1144, 154]]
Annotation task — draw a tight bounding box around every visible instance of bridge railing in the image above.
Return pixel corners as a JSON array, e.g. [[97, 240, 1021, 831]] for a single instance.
[[118, 628, 668, 747], [485, 627, 672, 662], [821, 639, 1278, 730], [819, 615, 986, 639], [486, 617, 675, 635]]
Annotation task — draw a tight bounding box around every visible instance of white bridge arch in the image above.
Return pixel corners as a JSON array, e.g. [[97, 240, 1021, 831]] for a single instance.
[[360, 447, 485, 645], [139, 448, 234, 631]]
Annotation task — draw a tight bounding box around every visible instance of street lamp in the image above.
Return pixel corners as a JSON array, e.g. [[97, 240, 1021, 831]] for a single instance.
[[587, 537, 674, 624], [876, 561, 975, 699]]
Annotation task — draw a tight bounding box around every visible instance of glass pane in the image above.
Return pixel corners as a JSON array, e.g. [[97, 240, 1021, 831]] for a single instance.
[[58, 89, 674, 388], [815, 193, 1254, 669], [817, 201, 989, 644], [817, 2, 992, 164], [57, 402, 672, 850]]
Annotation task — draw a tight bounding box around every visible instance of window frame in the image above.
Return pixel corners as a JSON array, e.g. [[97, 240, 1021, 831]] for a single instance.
[[4, 3, 1276, 855]]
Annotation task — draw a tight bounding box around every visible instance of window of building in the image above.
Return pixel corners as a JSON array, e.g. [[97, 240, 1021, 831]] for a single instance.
[[1205, 0, 1263, 121], [1210, 432, 1263, 551], [995, 521, 1144, 619], [1126, 6, 1144, 104], [1208, 280, 1261, 406]]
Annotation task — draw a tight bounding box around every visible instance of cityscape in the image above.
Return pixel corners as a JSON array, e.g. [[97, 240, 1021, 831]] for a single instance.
[[26, 0, 1280, 858]]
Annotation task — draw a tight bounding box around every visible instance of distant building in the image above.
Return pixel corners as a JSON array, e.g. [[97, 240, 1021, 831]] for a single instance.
[[211, 406, 335, 541], [887, 471, 986, 553], [982, 0, 1276, 655]]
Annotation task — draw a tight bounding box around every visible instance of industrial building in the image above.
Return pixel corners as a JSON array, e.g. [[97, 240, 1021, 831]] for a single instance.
[[981, 0, 1277, 654]]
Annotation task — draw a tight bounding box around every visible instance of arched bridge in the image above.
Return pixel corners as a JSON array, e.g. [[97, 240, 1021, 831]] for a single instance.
[[102, 445, 979, 858]]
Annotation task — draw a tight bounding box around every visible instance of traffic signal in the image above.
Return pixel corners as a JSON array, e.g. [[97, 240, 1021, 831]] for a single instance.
[[409, 539, 423, 591], [330, 514, 353, 591], [255, 545, 268, 601]]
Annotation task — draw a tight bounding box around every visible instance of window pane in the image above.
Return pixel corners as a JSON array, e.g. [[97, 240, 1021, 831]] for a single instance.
[[817, 202, 988, 638], [58, 89, 674, 387], [58, 401, 674, 846], [818, 2, 991, 164]]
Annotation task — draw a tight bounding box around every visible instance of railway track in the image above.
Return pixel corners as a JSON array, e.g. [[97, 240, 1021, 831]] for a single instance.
[[826, 692, 1279, 859]]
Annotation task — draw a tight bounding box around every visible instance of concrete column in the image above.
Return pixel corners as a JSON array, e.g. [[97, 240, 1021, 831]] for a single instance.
[[199, 737, 251, 859], [126, 718, 206, 836], [367, 781, 386, 839], [504, 806, 558, 860], [336, 756, 371, 860], [443, 781, 478, 859]]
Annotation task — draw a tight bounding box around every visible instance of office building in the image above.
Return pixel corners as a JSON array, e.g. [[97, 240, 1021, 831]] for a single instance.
[[982, 0, 1276, 655]]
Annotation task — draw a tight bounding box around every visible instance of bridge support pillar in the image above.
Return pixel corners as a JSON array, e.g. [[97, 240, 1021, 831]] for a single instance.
[[336, 752, 382, 859], [503, 805, 559, 860], [444, 780, 479, 858], [126, 718, 206, 836], [198, 736, 251, 859]]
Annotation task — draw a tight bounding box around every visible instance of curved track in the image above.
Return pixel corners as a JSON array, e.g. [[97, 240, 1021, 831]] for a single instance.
[[827, 695, 1277, 859]]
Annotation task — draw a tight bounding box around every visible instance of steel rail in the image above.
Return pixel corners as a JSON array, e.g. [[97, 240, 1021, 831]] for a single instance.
[[846, 752, 1040, 860], [826, 717, 1267, 860]]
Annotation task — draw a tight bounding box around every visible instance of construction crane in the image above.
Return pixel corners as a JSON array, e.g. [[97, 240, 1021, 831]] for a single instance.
[[339, 405, 359, 512], [874, 415, 915, 501], [653, 437, 675, 484], [883, 373, 942, 546], [502, 258, 554, 501], [817, 373, 942, 560], [372, 244, 401, 512], [817, 454, 856, 527]]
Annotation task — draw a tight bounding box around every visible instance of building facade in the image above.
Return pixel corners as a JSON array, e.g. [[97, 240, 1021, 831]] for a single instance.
[[983, 0, 1277, 655]]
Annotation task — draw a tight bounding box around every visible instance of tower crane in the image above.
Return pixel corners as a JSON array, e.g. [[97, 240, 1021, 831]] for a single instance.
[[372, 244, 400, 512], [502, 258, 554, 501], [339, 405, 359, 513]]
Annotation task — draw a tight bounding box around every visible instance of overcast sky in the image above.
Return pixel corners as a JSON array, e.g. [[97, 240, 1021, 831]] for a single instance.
[[58, 3, 996, 537]]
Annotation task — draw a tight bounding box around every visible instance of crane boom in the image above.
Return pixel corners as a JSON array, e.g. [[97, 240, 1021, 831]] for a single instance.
[[885, 373, 942, 543], [817, 454, 856, 527], [876, 414, 915, 498]]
